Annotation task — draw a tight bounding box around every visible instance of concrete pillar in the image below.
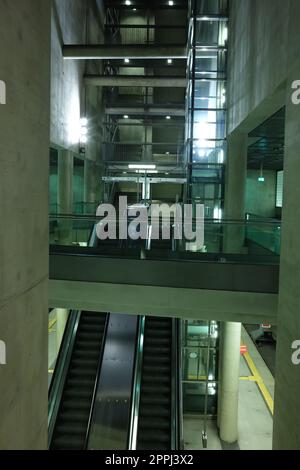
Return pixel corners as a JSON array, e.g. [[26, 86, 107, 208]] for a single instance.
[[273, 59, 300, 450], [219, 322, 241, 444], [0, 0, 51, 449], [56, 309, 69, 351], [224, 132, 248, 253], [84, 159, 96, 205], [58, 150, 73, 214], [58, 150, 73, 243]]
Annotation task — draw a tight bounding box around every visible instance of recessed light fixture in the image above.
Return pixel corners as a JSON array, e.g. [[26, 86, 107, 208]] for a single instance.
[[123, 115, 129, 119], [166, 116, 171, 120], [136, 170, 158, 174], [125, 0, 131, 5], [168, 1, 174, 6], [167, 59, 173, 64], [166, 152, 170, 155], [124, 58, 130, 64]]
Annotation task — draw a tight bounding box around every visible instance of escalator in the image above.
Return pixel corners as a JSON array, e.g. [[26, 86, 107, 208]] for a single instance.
[[136, 317, 179, 450], [50, 311, 108, 450]]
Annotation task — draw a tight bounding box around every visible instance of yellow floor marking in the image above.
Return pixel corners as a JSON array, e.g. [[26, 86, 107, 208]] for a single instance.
[[243, 351, 274, 415], [239, 376, 256, 381], [48, 318, 57, 332]]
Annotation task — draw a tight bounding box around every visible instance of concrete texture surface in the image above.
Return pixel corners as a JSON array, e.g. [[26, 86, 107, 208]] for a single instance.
[[0, 0, 51, 448]]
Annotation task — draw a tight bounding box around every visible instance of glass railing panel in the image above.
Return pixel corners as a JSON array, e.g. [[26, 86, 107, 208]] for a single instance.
[[50, 214, 281, 262]]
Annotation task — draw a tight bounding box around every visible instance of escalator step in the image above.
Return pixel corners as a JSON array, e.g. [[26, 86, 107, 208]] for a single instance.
[[55, 423, 87, 436], [138, 430, 170, 444], [143, 374, 170, 384], [51, 436, 85, 450], [57, 411, 89, 423], [140, 395, 170, 406], [140, 405, 171, 418], [141, 384, 171, 395], [138, 417, 170, 431]]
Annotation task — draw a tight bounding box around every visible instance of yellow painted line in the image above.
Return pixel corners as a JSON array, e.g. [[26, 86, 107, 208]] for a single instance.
[[48, 318, 57, 332], [188, 375, 208, 381], [243, 351, 274, 415], [240, 376, 256, 382]]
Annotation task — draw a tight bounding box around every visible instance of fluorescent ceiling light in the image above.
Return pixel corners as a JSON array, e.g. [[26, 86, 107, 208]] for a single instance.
[[125, 1, 131, 5], [129, 164, 156, 169], [123, 115, 129, 119], [124, 58, 130, 63], [136, 170, 158, 174], [167, 59, 173, 64], [166, 115, 171, 120], [169, 1, 174, 5]]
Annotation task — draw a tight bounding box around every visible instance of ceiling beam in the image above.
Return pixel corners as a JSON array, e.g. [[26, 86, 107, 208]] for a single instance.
[[84, 75, 187, 88], [63, 45, 187, 60]]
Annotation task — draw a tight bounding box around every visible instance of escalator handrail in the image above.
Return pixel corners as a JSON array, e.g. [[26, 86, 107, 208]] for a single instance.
[[84, 312, 110, 449], [48, 310, 82, 447], [171, 318, 181, 450], [128, 316, 146, 450]]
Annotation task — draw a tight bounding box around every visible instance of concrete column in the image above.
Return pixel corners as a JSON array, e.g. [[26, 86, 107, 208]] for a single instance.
[[224, 132, 248, 253], [273, 59, 300, 450], [58, 150, 73, 243], [219, 322, 241, 444], [217, 322, 224, 430], [58, 150, 73, 214], [84, 159, 100, 210], [56, 309, 69, 351], [0, 0, 51, 449]]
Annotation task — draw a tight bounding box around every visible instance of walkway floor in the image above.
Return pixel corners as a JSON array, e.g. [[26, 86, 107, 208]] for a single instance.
[[183, 326, 274, 450]]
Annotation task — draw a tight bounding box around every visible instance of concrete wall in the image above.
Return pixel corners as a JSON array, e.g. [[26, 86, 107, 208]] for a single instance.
[[227, 0, 300, 135], [51, 0, 86, 151], [273, 55, 300, 450], [228, 0, 300, 449], [0, 0, 50, 449], [246, 170, 276, 218]]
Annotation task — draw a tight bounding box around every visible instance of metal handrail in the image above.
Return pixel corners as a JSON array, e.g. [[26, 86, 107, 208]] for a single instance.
[[128, 316, 146, 450], [48, 310, 82, 447], [171, 318, 181, 450], [84, 313, 110, 449]]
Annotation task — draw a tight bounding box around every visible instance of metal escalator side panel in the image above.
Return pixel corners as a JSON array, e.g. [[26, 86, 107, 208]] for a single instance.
[[49, 312, 108, 450], [83, 313, 110, 448], [171, 318, 181, 450], [87, 314, 138, 450], [128, 316, 146, 450], [136, 317, 173, 450], [48, 310, 82, 447]]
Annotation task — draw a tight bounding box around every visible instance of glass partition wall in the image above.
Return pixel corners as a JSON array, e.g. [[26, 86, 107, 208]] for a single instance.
[[182, 320, 219, 416], [186, 0, 228, 221]]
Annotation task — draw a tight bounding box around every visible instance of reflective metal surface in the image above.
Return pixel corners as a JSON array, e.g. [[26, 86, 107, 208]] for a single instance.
[[128, 316, 145, 450], [87, 314, 138, 450]]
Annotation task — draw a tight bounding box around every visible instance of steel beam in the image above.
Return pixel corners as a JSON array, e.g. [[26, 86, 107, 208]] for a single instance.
[[102, 176, 187, 184], [63, 45, 187, 60], [105, 107, 185, 117], [84, 75, 188, 88]]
